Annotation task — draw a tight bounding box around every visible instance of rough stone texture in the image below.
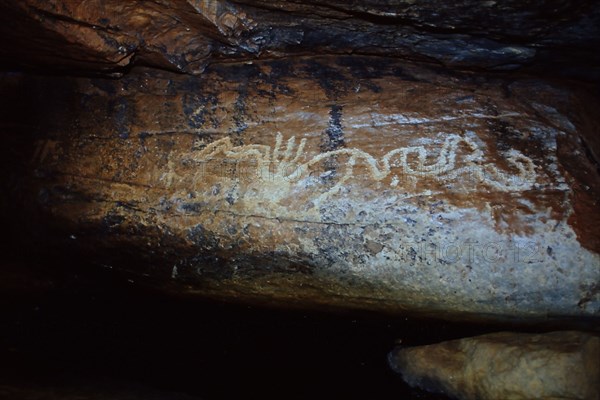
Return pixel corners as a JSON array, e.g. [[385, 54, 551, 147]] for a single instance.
[[1, 56, 599, 320], [388, 331, 600, 400], [0, 0, 599, 80]]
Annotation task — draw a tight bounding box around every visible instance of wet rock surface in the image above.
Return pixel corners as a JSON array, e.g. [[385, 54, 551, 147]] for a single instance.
[[388, 331, 600, 400], [1, 56, 598, 321], [0, 0, 599, 80]]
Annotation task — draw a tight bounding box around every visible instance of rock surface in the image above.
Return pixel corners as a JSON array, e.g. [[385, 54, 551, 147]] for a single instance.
[[0, 0, 599, 80], [388, 331, 600, 400], [1, 56, 598, 320]]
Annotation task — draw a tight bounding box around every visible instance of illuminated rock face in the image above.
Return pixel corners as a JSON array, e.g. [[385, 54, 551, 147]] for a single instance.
[[1, 56, 599, 320], [388, 331, 600, 400]]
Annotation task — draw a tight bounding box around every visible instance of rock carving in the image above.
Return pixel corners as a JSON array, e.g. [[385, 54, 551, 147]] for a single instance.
[[193, 132, 537, 201]]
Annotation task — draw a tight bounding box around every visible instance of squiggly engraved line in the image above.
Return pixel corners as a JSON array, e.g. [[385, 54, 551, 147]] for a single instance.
[[193, 132, 537, 202]]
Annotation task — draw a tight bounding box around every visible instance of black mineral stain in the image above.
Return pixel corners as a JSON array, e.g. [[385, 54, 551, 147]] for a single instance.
[[114, 201, 141, 212], [217, 66, 261, 139], [178, 202, 207, 214], [109, 97, 130, 139], [177, 61, 300, 143], [334, 57, 383, 92], [138, 131, 150, 145], [336, 56, 388, 80], [100, 212, 125, 234], [183, 92, 219, 129], [225, 192, 236, 205], [187, 224, 219, 251], [261, 59, 294, 96], [178, 75, 222, 130], [319, 104, 346, 184], [321, 104, 345, 152], [233, 84, 249, 142], [302, 60, 353, 99], [220, 62, 294, 143]]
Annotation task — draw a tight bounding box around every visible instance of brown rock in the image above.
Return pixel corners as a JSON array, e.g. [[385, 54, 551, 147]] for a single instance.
[[0, 0, 598, 80], [388, 331, 600, 400], [0, 56, 599, 320]]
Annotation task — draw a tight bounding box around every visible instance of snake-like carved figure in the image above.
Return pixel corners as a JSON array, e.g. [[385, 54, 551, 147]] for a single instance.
[[193, 132, 537, 202]]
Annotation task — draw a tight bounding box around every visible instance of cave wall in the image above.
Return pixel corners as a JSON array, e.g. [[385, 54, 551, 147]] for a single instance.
[[0, 0, 599, 322]]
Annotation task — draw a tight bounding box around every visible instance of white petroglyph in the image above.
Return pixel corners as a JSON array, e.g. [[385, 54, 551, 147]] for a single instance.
[[192, 132, 538, 203]]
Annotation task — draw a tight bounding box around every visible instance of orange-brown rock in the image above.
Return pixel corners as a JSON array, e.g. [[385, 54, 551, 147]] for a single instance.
[[1, 0, 599, 81], [388, 331, 600, 400], [1, 56, 599, 320]]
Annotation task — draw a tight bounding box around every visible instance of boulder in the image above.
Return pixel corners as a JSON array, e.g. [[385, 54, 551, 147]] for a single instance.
[[388, 331, 600, 400]]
